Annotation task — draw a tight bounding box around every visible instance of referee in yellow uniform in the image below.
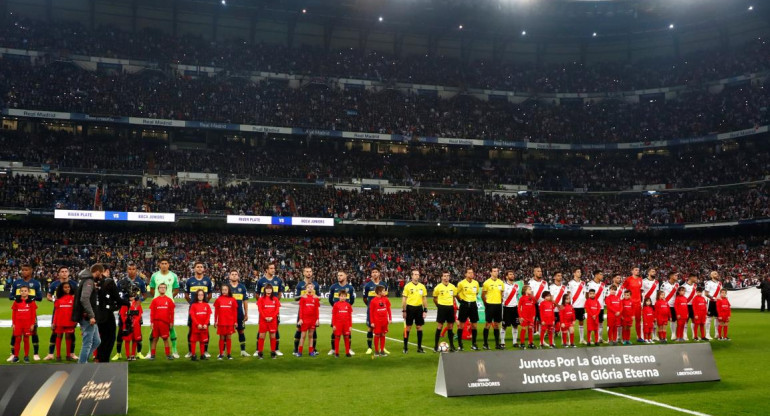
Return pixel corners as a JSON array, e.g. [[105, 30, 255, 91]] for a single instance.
[[402, 270, 428, 353], [433, 271, 457, 352], [456, 268, 480, 351], [482, 267, 504, 350]]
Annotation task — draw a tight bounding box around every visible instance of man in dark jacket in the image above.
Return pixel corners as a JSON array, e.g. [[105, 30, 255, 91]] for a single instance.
[[95, 264, 129, 362], [759, 277, 770, 312], [73, 264, 103, 363]]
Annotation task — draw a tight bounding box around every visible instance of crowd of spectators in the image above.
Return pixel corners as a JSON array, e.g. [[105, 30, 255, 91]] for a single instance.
[[1, 227, 767, 295], [2, 130, 769, 191], [2, 17, 770, 92], [1, 173, 768, 226]]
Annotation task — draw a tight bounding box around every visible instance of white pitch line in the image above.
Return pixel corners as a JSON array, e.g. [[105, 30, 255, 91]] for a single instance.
[[593, 388, 712, 416], [350, 327, 420, 348]]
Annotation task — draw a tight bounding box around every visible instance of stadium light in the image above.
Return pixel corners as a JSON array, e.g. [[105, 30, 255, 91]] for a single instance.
[[592, 32, 597, 37], [458, 24, 463, 30], [302, 8, 307, 14], [748, 5, 753, 11], [378, 16, 383, 22], [669, 23, 674, 29], [221, 0, 226, 5], [521, 30, 526, 36]]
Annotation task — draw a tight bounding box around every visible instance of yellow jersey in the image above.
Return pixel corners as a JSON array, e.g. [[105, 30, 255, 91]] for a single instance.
[[403, 282, 428, 307], [433, 283, 457, 306], [482, 278, 504, 304], [456, 279, 480, 302]]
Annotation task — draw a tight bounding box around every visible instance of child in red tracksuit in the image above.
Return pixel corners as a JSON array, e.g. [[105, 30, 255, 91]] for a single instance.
[[585, 289, 602, 346], [11, 285, 37, 363], [674, 287, 689, 342], [620, 290, 634, 345], [369, 286, 392, 357], [605, 285, 621, 345], [297, 284, 320, 357], [52, 282, 77, 361], [214, 284, 237, 359], [257, 285, 281, 359], [538, 291, 556, 348], [332, 290, 354, 357], [518, 286, 536, 349], [150, 283, 175, 360], [642, 297, 655, 343], [119, 292, 143, 361], [654, 291, 671, 343], [692, 288, 708, 341], [189, 289, 212, 361], [716, 289, 731, 340], [559, 296, 576, 348]]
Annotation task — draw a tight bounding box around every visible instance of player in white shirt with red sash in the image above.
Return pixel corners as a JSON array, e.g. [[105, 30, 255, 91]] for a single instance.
[[682, 274, 699, 341], [501, 270, 523, 348], [528, 267, 548, 335], [641, 268, 660, 340], [586, 271, 607, 343], [660, 272, 680, 341], [704, 271, 722, 340], [549, 272, 566, 330], [567, 269, 587, 344]]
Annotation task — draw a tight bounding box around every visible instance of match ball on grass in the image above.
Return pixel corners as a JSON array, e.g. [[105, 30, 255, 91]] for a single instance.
[[438, 342, 449, 352]]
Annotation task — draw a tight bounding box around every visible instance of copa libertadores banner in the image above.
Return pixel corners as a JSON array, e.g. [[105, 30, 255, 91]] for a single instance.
[[0, 363, 128, 416], [435, 343, 719, 397]]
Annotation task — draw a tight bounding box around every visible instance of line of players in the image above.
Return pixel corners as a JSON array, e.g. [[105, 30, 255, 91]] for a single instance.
[[6, 262, 734, 363], [429, 266, 733, 352]]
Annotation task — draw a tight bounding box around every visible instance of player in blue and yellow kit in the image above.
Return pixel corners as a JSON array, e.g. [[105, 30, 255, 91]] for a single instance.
[[256, 263, 285, 356], [113, 262, 148, 360], [362, 268, 388, 354], [8, 263, 43, 361], [184, 261, 213, 358], [293, 267, 321, 356], [328, 271, 356, 355], [226, 270, 250, 356]]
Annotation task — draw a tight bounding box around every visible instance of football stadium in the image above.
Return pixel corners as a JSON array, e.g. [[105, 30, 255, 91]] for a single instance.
[[1, 0, 769, 415]]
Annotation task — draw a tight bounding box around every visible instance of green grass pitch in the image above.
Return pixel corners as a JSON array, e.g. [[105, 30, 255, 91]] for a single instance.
[[0, 308, 766, 416]]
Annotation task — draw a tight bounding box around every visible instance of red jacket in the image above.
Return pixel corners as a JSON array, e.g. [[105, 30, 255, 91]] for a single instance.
[[298, 295, 320, 323], [518, 295, 536, 321], [539, 300, 555, 325], [692, 295, 707, 323], [674, 295, 689, 321], [53, 294, 77, 328], [214, 296, 238, 326], [642, 305, 655, 328], [716, 298, 731, 320], [257, 295, 281, 320], [585, 298, 601, 321], [12, 299, 37, 329], [605, 293, 621, 317], [621, 298, 635, 321], [559, 304, 575, 326], [119, 300, 143, 332], [368, 296, 392, 323], [621, 277, 643, 303], [332, 301, 353, 330], [150, 295, 175, 325], [654, 299, 670, 323], [189, 301, 212, 328]]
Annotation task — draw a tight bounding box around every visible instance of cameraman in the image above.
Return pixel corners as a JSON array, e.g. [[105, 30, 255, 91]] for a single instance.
[[95, 264, 129, 362], [113, 262, 148, 360]]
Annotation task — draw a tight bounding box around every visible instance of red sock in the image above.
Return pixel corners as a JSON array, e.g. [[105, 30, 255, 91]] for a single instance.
[[258, 337, 264, 353], [441, 326, 449, 337], [528, 328, 533, 344], [347, 336, 353, 354], [191, 342, 196, 356], [299, 346, 304, 354], [55, 336, 62, 358], [270, 337, 276, 352], [548, 329, 554, 345], [13, 337, 21, 357], [539, 330, 545, 345], [676, 321, 685, 339], [23, 336, 29, 357], [723, 326, 728, 338], [309, 345, 314, 354], [132, 342, 137, 357], [334, 335, 340, 354], [151, 348, 156, 356], [520, 329, 526, 345], [219, 339, 224, 355], [226, 339, 232, 355], [164, 345, 170, 356], [569, 333, 574, 345]]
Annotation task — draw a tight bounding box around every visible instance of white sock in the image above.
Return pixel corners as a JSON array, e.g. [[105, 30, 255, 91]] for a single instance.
[[617, 326, 622, 340], [598, 326, 603, 341], [578, 325, 585, 342], [512, 327, 518, 343], [705, 318, 712, 338], [670, 321, 677, 339], [688, 322, 694, 340]]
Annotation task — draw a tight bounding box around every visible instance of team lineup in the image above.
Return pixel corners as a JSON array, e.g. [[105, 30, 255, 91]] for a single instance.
[[7, 261, 733, 364]]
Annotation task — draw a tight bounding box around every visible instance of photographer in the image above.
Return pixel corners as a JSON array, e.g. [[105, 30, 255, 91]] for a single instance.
[[95, 264, 129, 363]]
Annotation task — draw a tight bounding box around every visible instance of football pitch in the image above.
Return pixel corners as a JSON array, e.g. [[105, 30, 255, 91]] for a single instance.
[[0, 309, 766, 416]]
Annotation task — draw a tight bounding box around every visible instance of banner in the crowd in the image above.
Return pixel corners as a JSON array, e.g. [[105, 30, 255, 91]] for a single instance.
[[0, 363, 128, 416], [54, 210, 175, 222], [435, 343, 719, 397], [226, 215, 334, 227], [3, 108, 767, 151]]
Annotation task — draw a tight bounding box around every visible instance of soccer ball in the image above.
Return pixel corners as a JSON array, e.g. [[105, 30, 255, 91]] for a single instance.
[[438, 342, 449, 352]]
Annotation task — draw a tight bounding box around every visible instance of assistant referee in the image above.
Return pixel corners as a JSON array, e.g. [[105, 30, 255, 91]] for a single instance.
[[456, 268, 480, 351]]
